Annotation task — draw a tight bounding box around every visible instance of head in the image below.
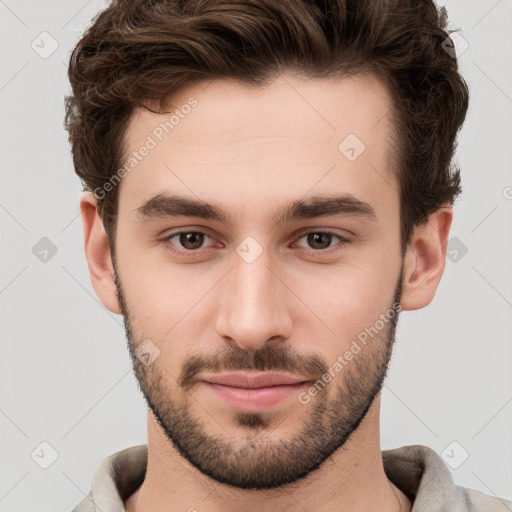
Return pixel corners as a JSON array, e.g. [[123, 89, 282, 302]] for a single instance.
[[68, 0, 468, 490]]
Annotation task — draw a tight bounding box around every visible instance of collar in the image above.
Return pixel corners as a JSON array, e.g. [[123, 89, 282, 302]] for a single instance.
[[73, 444, 511, 512]]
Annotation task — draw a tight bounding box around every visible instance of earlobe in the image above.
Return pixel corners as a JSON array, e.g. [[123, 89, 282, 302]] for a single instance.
[[80, 192, 122, 315], [400, 207, 453, 311]]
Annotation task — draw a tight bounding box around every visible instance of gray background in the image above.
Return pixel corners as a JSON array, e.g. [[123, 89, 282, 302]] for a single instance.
[[1, 0, 511, 510]]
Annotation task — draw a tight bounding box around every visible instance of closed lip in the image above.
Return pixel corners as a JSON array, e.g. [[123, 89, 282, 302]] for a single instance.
[[201, 371, 309, 388]]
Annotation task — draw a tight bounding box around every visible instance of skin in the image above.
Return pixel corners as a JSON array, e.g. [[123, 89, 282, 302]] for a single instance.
[[81, 72, 452, 512]]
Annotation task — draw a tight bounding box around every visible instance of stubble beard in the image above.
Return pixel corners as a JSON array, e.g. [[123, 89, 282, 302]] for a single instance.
[[114, 261, 404, 490]]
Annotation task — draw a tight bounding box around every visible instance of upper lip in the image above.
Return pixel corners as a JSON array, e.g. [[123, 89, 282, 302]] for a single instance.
[[201, 371, 309, 388]]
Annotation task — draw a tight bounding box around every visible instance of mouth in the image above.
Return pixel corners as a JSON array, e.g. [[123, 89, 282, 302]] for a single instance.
[[200, 371, 312, 412]]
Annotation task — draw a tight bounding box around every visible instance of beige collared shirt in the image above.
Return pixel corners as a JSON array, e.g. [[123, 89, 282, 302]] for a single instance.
[[72, 444, 511, 511]]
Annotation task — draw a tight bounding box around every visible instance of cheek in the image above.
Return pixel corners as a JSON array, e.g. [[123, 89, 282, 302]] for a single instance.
[[116, 256, 219, 366], [115, 232, 197, 315], [289, 261, 400, 347]]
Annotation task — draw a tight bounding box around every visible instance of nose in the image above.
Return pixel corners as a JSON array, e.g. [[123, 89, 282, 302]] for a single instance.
[[214, 249, 293, 352]]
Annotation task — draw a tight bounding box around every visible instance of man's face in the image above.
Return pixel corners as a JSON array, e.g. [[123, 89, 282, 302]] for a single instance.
[[113, 72, 404, 489]]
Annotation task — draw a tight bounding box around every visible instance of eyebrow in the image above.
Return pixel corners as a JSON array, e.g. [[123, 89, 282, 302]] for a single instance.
[[135, 192, 378, 225]]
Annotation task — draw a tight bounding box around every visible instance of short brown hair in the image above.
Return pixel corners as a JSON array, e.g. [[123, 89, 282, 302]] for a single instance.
[[65, 0, 469, 256]]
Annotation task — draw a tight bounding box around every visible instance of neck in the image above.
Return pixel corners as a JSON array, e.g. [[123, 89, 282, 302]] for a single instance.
[[125, 398, 411, 512]]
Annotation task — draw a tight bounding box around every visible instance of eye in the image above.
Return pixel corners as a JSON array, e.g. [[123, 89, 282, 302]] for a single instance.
[[161, 228, 351, 257], [294, 230, 350, 251], [164, 231, 215, 253]]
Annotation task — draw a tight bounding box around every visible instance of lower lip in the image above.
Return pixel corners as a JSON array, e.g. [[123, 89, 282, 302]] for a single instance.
[[202, 381, 309, 412]]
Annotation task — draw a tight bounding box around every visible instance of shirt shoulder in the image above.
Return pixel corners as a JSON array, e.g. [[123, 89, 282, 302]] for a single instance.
[[71, 445, 147, 512], [382, 444, 511, 512], [457, 485, 512, 512]]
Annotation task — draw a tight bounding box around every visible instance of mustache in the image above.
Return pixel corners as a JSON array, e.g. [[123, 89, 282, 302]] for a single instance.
[[178, 344, 328, 391]]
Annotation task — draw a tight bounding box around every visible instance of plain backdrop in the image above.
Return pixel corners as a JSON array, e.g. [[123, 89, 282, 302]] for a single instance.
[[1, 1, 511, 510]]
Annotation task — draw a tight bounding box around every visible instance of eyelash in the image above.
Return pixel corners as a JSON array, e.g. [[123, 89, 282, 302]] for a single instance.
[[161, 229, 352, 257]]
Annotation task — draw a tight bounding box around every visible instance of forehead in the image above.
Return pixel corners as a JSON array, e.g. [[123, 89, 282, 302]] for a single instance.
[[118, 72, 398, 223]]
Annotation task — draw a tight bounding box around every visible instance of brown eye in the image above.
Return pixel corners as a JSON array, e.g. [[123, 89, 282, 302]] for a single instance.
[[306, 232, 333, 250], [162, 230, 218, 257], [294, 230, 351, 253], [177, 232, 205, 250]]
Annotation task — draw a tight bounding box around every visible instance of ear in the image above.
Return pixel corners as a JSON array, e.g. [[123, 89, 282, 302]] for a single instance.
[[400, 206, 453, 311], [80, 192, 122, 315]]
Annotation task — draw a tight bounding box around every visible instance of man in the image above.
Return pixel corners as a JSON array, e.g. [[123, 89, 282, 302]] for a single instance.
[[65, 0, 510, 510]]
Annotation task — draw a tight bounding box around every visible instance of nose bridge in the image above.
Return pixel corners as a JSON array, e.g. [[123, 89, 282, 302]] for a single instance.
[[215, 247, 291, 351]]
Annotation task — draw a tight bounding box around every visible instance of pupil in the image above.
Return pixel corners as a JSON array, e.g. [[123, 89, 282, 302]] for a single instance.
[[308, 233, 331, 249], [181, 232, 203, 250]]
